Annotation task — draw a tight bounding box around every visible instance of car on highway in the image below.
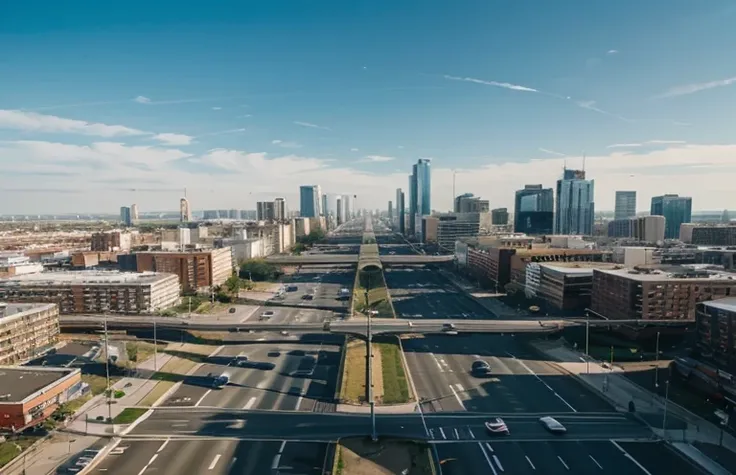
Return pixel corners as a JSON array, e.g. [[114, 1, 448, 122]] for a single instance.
[[485, 418, 510, 435], [539, 416, 567, 434], [286, 285, 298, 292], [229, 307, 236, 313], [442, 322, 457, 332], [259, 310, 275, 320], [302, 293, 314, 300], [471, 360, 492, 377]]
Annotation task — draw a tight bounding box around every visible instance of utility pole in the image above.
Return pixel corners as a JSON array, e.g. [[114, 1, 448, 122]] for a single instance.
[[153, 319, 158, 371], [103, 313, 112, 427], [452, 170, 456, 212], [655, 331, 660, 389], [585, 311, 590, 374]]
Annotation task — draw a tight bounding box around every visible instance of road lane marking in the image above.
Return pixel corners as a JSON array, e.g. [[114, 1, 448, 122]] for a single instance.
[[554, 392, 578, 412], [525, 456, 536, 470], [257, 381, 268, 389], [209, 345, 224, 357], [557, 456, 569, 470], [453, 428, 459, 439], [279, 440, 287, 453], [157, 439, 169, 453], [455, 383, 463, 392], [295, 396, 303, 410], [438, 427, 446, 439], [610, 441, 652, 475], [430, 354, 444, 372], [171, 423, 188, 428], [136, 453, 159, 475], [505, 351, 577, 412], [243, 397, 257, 410], [485, 443, 494, 453], [429, 428, 435, 439], [448, 385, 465, 408], [478, 443, 498, 475], [195, 389, 212, 407], [589, 455, 603, 469], [208, 454, 221, 470], [493, 455, 504, 472], [468, 427, 475, 439], [229, 458, 237, 469]]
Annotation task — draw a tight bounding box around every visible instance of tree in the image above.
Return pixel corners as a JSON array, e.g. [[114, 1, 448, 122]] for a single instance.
[[224, 274, 242, 295], [239, 259, 281, 281], [292, 243, 307, 255]]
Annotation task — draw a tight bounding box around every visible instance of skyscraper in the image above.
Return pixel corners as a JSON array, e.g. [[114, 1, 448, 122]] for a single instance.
[[274, 198, 286, 221], [514, 185, 554, 234], [120, 206, 132, 226], [388, 201, 393, 220], [491, 208, 509, 225], [342, 195, 354, 220], [455, 193, 489, 213], [179, 197, 192, 222], [130, 204, 139, 223], [614, 191, 637, 220], [408, 167, 418, 235], [396, 188, 405, 235], [321, 194, 328, 218], [299, 185, 320, 218], [416, 158, 431, 216], [336, 197, 343, 226], [651, 194, 692, 239], [316, 185, 324, 216], [257, 201, 275, 220], [555, 169, 595, 235]]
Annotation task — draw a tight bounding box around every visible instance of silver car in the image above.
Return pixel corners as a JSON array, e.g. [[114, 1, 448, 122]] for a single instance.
[[539, 416, 567, 434]]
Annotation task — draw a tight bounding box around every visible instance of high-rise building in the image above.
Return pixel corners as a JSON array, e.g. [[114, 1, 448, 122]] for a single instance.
[[120, 206, 132, 226], [130, 204, 139, 223], [651, 194, 692, 239], [388, 201, 393, 220], [455, 194, 490, 213], [256, 201, 276, 221], [299, 185, 320, 218], [316, 185, 324, 216], [336, 197, 343, 226], [179, 197, 192, 222], [228, 209, 239, 219], [408, 167, 418, 234], [321, 194, 328, 218], [396, 188, 405, 235], [555, 169, 595, 235], [514, 185, 554, 234], [274, 198, 286, 221], [416, 158, 431, 216], [491, 208, 509, 225], [342, 195, 354, 221], [614, 191, 637, 220]]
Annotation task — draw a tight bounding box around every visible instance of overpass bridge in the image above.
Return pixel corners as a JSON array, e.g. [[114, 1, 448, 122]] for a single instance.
[[265, 254, 453, 266]]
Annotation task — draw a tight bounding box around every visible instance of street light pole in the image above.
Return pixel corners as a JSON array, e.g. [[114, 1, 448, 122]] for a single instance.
[[662, 374, 671, 434], [103, 313, 112, 426], [655, 331, 660, 389], [585, 312, 590, 374], [153, 319, 158, 372]]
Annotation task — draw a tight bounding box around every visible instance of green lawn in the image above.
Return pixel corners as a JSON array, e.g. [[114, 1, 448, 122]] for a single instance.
[[112, 407, 148, 424], [0, 436, 40, 469], [353, 269, 395, 319], [82, 374, 118, 396], [376, 340, 411, 404]]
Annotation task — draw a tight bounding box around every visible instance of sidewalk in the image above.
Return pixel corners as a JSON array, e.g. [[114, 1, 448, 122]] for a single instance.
[[437, 269, 522, 318], [533, 339, 736, 474], [337, 402, 418, 414]]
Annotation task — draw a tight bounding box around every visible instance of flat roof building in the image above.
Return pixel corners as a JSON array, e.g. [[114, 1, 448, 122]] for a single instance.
[[696, 298, 736, 374], [526, 262, 621, 311], [0, 302, 59, 365], [0, 366, 83, 431], [135, 248, 233, 293], [0, 271, 180, 314]]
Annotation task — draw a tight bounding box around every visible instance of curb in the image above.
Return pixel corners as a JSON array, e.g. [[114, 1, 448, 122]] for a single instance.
[[395, 336, 418, 403]]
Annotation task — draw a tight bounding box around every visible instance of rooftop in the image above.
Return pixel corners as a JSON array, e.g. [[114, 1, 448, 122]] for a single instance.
[[595, 266, 736, 282], [0, 270, 177, 285], [516, 248, 610, 258], [0, 367, 76, 403], [0, 302, 56, 322], [539, 262, 622, 274], [701, 297, 736, 313]]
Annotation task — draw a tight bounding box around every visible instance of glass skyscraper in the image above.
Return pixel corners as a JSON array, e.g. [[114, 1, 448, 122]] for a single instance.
[[514, 185, 554, 234], [408, 166, 418, 235], [651, 194, 692, 239], [555, 169, 595, 235], [416, 158, 431, 216], [299, 185, 320, 218], [614, 191, 637, 220]]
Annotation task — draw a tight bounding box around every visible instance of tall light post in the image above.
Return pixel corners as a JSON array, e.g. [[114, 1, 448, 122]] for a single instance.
[[103, 313, 112, 427], [662, 366, 671, 435], [153, 318, 158, 371], [585, 311, 590, 374], [654, 331, 661, 389]]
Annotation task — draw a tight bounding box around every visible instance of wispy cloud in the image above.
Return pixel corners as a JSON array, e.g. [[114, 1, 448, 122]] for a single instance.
[[443, 75, 538, 92], [576, 100, 631, 123], [607, 49, 619, 55], [198, 128, 247, 138], [153, 133, 194, 146], [397, 145, 405, 149], [538, 148, 566, 156], [362, 155, 395, 162], [134, 96, 151, 104], [607, 143, 643, 148], [656, 76, 736, 98], [647, 140, 686, 145], [607, 140, 687, 149], [0, 110, 146, 137], [271, 139, 302, 149], [350, 148, 359, 152], [212, 107, 222, 111], [294, 121, 331, 131], [236, 114, 252, 118]]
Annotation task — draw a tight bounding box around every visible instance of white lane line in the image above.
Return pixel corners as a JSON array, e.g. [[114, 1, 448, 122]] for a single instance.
[[610, 441, 652, 475], [229, 458, 237, 469], [429, 428, 435, 439], [493, 455, 504, 472], [157, 439, 169, 453], [243, 396, 257, 410], [589, 455, 603, 469], [257, 381, 268, 389], [557, 456, 569, 470], [430, 353, 444, 372], [295, 396, 303, 411], [453, 428, 459, 439], [438, 427, 447, 440], [171, 423, 188, 428], [448, 385, 465, 408], [136, 453, 160, 475], [478, 443, 498, 475], [208, 454, 221, 470], [525, 455, 536, 470], [485, 442, 494, 453], [195, 389, 212, 407], [554, 392, 578, 413], [455, 383, 463, 392], [506, 351, 577, 412], [209, 345, 224, 357], [468, 427, 475, 439], [279, 440, 287, 453]]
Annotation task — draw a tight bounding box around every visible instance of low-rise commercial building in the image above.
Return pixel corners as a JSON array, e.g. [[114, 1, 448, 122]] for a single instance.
[[136, 248, 232, 292], [607, 216, 666, 243], [689, 225, 736, 246], [90, 231, 132, 252], [0, 303, 59, 365], [696, 298, 736, 373], [526, 262, 620, 311], [0, 252, 44, 277], [0, 271, 180, 314], [423, 213, 480, 250], [508, 249, 613, 293], [0, 366, 84, 431], [591, 267, 736, 321]]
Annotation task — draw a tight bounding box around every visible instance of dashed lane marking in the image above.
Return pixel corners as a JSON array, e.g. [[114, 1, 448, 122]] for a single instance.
[[557, 456, 570, 470], [478, 443, 498, 475], [525, 455, 536, 470], [493, 455, 504, 472], [243, 397, 257, 410], [195, 389, 212, 407], [157, 439, 169, 453], [208, 454, 221, 470], [449, 385, 465, 408], [589, 455, 603, 469], [610, 441, 652, 475], [438, 427, 447, 440], [468, 427, 475, 439], [453, 428, 459, 439]]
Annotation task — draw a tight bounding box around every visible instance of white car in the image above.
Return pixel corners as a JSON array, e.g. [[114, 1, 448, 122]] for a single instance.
[[485, 418, 510, 435], [539, 416, 567, 434]]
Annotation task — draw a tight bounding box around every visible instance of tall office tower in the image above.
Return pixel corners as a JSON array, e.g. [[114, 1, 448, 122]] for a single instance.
[[336, 197, 343, 226], [514, 185, 554, 234], [651, 194, 693, 239], [396, 188, 405, 234], [388, 201, 393, 221], [722, 209, 731, 223], [256, 201, 276, 221], [179, 197, 192, 222], [315, 185, 324, 216], [555, 169, 595, 235], [120, 206, 132, 226], [408, 167, 418, 235], [274, 198, 286, 221], [299, 185, 320, 218], [491, 208, 509, 225], [416, 158, 431, 216], [228, 209, 239, 219], [614, 191, 637, 220], [321, 194, 328, 218], [455, 193, 490, 213], [130, 204, 139, 223], [342, 194, 354, 220]]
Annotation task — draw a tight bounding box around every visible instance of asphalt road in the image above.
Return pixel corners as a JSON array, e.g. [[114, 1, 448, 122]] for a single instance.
[[385, 266, 495, 319], [272, 265, 354, 311], [378, 243, 419, 256], [161, 342, 340, 412], [92, 439, 329, 475]]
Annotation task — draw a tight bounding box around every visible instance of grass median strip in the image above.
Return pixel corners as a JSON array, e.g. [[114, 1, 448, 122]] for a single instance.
[[336, 438, 434, 475], [112, 407, 148, 425], [376, 339, 411, 404], [341, 339, 368, 404]]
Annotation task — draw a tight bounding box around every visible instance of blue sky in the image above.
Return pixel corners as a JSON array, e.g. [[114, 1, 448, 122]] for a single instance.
[[1, 0, 735, 214]]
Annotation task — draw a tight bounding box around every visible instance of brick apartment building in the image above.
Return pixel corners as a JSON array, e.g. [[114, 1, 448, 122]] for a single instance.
[[0, 302, 59, 365], [135, 248, 233, 293], [696, 298, 736, 373]]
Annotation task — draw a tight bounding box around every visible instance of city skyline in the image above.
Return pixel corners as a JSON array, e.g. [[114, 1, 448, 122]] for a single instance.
[[1, 2, 736, 214]]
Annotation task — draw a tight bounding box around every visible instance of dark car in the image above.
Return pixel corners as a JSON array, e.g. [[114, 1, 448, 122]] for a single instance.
[[302, 294, 314, 300], [471, 360, 492, 377]]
